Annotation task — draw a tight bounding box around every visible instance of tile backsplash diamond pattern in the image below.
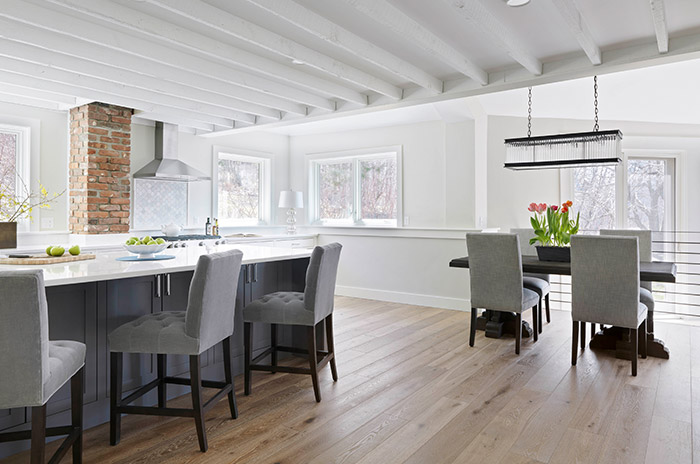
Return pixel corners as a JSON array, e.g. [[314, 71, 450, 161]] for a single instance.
[[133, 178, 187, 230]]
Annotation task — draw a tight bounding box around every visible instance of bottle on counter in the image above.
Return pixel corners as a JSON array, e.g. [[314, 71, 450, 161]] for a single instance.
[[205, 217, 212, 236], [214, 218, 219, 236]]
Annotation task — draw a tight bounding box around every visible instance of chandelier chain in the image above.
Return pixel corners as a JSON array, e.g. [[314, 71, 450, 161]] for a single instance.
[[527, 86, 532, 137], [593, 75, 599, 131]]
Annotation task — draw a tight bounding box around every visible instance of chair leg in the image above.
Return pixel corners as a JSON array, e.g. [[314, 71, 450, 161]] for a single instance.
[[30, 404, 46, 464], [271, 323, 278, 373], [591, 323, 596, 336], [222, 336, 238, 419], [580, 321, 587, 350], [325, 314, 338, 382], [189, 355, 208, 452], [109, 351, 123, 446], [640, 319, 648, 359], [631, 328, 638, 376], [244, 322, 252, 396], [515, 313, 522, 355], [545, 293, 551, 323], [469, 308, 477, 347], [157, 354, 167, 408], [572, 320, 579, 366], [307, 325, 321, 402], [532, 305, 538, 342], [71, 366, 84, 464], [538, 300, 543, 334]]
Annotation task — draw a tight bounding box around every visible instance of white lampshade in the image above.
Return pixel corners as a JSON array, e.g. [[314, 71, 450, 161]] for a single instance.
[[278, 190, 303, 208]]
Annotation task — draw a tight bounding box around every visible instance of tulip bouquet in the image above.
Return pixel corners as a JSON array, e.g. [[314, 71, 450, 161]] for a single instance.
[[528, 200, 580, 247]]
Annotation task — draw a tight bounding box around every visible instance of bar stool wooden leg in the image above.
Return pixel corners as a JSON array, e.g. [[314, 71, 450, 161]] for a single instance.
[[580, 321, 587, 350], [325, 314, 338, 381], [538, 301, 543, 334], [515, 313, 522, 355], [244, 322, 252, 396], [71, 366, 84, 464], [640, 319, 648, 359], [222, 336, 238, 419], [271, 323, 278, 373], [631, 328, 638, 376], [572, 320, 579, 365], [307, 325, 321, 402], [469, 308, 477, 347], [532, 305, 538, 342], [157, 354, 166, 408], [109, 352, 123, 446], [545, 294, 551, 323], [30, 404, 46, 464], [189, 355, 208, 452]]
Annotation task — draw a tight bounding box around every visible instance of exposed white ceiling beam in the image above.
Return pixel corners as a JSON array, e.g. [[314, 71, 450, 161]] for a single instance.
[[442, 0, 542, 75], [0, 92, 72, 112], [132, 112, 214, 133], [0, 0, 333, 111], [0, 82, 78, 106], [47, 0, 368, 105], [0, 37, 281, 122], [243, 0, 442, 94], [549, 0, 602, 65], [340, 0, 488, 85], [650, 0, 669, 54], [0, 19, 305, 117], [0, 65, 235, 129], [147, 0, 402, 100]]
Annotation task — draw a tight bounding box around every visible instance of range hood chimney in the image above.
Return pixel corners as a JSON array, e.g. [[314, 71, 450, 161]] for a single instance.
[[133, 122, 210, 182]]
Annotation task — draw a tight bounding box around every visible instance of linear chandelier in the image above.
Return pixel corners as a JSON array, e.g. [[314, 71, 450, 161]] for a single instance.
[[504, 77, 623, 170]]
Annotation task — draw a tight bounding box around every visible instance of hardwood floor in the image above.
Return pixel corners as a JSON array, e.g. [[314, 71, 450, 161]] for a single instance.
[[3, 296, 696, 464]]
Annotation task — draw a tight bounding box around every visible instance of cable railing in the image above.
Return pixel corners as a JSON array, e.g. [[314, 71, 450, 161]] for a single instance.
[[549, 230, 700, 317]]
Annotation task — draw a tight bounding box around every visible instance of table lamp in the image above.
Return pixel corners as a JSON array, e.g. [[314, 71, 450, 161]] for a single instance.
[[279, 190, 303, 234]]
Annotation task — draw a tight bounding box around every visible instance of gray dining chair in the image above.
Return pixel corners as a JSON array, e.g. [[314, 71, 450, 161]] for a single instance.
[[108, 249, 243, 452], [570, 235, 647, 376], [600, 229, 654, 333], [466, 233, 540, 354], [0, 270, 85, 464], [243, 243, 342, 403], [512, 228, 552, 333]]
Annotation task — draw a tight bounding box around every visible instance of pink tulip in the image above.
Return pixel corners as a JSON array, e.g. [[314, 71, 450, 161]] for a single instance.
[[528, 202, 537, 212], [551, 205, 558, 212], [537, 203, 547, 214]]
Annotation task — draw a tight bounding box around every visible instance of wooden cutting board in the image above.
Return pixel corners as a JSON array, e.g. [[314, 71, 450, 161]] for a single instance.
[[0, 253, 96, 265]]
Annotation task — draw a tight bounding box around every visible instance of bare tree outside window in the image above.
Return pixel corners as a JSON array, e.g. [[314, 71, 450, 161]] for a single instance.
[[319, 162, 353, 220], [573, 165, 616, 231], [627, 159, 669, 231], [360, 158, 397, 220], [0, 131, 17, 198], [218, 158, 260, 222]]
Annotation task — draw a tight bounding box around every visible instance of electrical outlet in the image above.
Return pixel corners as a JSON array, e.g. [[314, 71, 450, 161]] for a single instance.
[[404, 216, 410, 226], [41, 217, 54, 229]]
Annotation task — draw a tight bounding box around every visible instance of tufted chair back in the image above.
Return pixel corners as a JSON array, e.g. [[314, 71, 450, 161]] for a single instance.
[[304, 243, 343, 324]]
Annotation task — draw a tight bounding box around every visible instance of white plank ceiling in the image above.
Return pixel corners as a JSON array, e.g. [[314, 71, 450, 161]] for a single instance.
[[0, 0, 699, 135]]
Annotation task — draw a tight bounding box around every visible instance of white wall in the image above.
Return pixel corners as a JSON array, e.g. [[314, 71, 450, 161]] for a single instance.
[[0, 102, 69, 232]]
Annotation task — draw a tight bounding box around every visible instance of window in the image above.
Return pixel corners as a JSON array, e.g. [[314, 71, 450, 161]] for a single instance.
[[0, 124, 30, 224], [214, 150, 271, 226], [571, 154, 676, 231], [309, 148, 401, 226]]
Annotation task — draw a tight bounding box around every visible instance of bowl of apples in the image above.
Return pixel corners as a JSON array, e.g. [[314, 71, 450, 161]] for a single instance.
[[124, 236, 169, 259]]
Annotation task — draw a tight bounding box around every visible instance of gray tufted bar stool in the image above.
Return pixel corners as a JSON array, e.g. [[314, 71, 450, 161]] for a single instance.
[[0, 270, 85, 464], [243, 243, 342, 403], [108, 249, 243, 452]]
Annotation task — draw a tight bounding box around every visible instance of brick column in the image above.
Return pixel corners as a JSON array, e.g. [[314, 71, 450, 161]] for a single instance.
[[69, 103, 132, 234]]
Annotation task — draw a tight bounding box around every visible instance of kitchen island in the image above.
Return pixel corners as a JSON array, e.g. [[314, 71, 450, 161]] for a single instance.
[[0, 244, 312, 458]]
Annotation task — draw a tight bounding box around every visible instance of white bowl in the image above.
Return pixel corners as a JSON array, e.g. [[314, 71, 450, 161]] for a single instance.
[[124, 243, 169, 259]]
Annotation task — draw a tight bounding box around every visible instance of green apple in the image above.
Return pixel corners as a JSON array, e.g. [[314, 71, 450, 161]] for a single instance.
[[50, 246, 65, 257], [68, 245, 80, 256], [147, 240, 157, 245], [141, 236, 152, 243], [125, 238, 136, 245], [46, 246, 54, 256], [155, 238, 166, 245], [129, 236, 139, 242]]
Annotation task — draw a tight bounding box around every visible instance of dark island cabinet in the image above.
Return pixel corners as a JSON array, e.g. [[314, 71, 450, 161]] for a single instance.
[[0, 257, 309, 459]]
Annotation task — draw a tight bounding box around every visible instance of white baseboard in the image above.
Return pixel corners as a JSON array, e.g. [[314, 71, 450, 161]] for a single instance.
[[335, 285, 470, 311]]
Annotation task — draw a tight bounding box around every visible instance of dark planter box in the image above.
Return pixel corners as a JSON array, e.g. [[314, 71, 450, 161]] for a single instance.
[[536, 245, 571, 262], [0, 222, 17, 249]]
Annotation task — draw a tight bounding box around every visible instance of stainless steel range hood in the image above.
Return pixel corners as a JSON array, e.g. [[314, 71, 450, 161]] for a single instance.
[[133, 122, 210, 182]]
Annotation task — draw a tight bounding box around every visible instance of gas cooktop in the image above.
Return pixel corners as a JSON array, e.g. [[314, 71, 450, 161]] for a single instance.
[[152, 235, 224, 248]]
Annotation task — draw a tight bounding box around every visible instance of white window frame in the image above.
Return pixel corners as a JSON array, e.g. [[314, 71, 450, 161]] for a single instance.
[[212, 147, 272, 227], [307, 146, 403, 227], [0, 123, 31, 231], [561, 149, 682, 231]]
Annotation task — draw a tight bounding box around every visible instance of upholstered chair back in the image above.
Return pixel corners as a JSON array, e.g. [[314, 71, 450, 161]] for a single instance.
[[304, 243, 343, 324], [600, 229, 652, 291], [511, 228, 538, 257], [467, 233, 525, 312], [0, 270, 49, 408], [571, 235, 641, 328], [185, 249, 243, 353]]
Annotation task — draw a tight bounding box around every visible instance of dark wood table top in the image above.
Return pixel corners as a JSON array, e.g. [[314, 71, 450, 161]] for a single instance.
[[449, 255, 677, 283]]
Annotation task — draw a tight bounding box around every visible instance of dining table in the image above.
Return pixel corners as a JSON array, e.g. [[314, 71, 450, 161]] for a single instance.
[[449, 255, 677, 360]]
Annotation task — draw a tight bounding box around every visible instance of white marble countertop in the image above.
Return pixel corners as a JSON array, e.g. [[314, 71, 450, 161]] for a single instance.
[[0, 244, 312, 287]]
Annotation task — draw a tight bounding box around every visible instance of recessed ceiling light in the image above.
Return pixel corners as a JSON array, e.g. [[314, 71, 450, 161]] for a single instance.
[[507, 0, 530, 6], [291, 59, 305, 65]]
